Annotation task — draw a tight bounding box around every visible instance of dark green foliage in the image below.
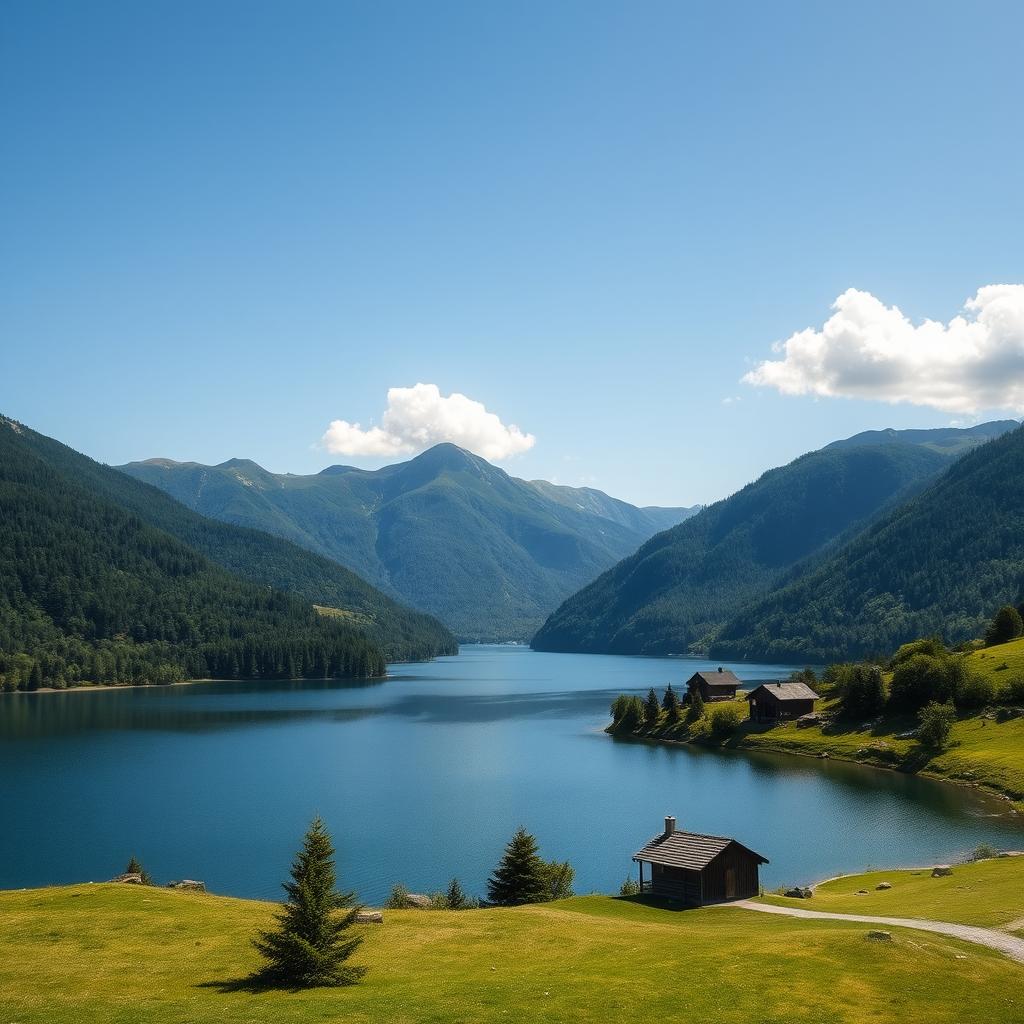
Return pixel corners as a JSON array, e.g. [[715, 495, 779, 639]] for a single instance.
[[541, 860, 575, 901], [531, 425, 1012, 655], [486, 828, 550, 906], [708, 702, 744, 738], [619, 876, 640, 896], [609, 694, 646, 732], [122, 444, 696, 643], [444, 878, 472, 910], [891, 637, 947, 667], [890, 654, 963, 710], [661, 684, 680, 716], [687, 687, 706, 722], [834, 664, 887, 718], [644, 687, 661, 724], [125, 855, 153, 886], [385, 884, 412, 910], [954, 671, 996, 708], [713, 426, 1024, 662], [253, 817, 365, 988], [985, 605, 1024, 647], [917, 701, 956, 750]]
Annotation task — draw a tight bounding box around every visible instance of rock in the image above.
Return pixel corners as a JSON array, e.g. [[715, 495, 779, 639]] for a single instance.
[[784, 886, 813, 899], [108, 873, 144, 884], [355, 911, 383, 924], [875, 882, 892, 890], [855, 889, 869, 894], [865, 930, 892, 941], [931, 866, 953, 877], [817, 752, 830, 759], [796, 713, 820, 729], [404, 893, 433, 909], [167, 880, 206, 892]]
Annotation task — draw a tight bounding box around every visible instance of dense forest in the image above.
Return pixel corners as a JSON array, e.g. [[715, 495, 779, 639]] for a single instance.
[[1, 418, 456, 664], [711, 424, 1024, 662], [531, 424, 1014, 656], [0, 416, 454, 690], [121, 442, 697, 641]]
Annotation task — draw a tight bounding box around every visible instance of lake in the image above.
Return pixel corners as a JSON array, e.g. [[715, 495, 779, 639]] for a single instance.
[[1, 645, 1020, 903]]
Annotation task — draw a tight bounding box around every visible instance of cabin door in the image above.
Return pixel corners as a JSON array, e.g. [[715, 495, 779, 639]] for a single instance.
[[725, 866, 737, 900]]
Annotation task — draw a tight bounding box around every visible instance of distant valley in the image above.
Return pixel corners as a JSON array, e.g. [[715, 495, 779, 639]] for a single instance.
[[121, 444, 698, 642]]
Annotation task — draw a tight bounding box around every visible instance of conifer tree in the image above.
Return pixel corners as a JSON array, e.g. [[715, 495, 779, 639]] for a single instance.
[[125, 855, 153, 885], [644, 688, 661, 724], [687, 687, 705, 722], [253, 817, 366, 987], [487, 828, 549, 906], [445, 877, 469, 910], [662, 684, 680, 716]]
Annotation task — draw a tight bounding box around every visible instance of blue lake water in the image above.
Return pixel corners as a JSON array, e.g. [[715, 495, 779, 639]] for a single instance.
[[1, 645, 1020, 903]]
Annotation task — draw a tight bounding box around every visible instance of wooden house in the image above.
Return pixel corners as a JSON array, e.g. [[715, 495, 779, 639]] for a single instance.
[[633, 816, 768, 905], [746, 681, 819, 723], [685, 668, 741, 703]]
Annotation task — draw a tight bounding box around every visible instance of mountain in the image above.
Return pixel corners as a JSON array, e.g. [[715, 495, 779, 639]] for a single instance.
[[120, 444, 699, 641], [711, 423, 1024, 663], [0, 417, 386, 688], [0, 417, 456, 677], [531, 421, 1018, 656]]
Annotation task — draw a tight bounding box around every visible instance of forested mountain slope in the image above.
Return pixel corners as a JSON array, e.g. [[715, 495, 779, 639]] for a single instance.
[[121, 444, 698, 641], [0, 417, 387, 689], [0, 417, 455, 673], [531, 422, 1016, 656], [711, 423, 1024, 662]]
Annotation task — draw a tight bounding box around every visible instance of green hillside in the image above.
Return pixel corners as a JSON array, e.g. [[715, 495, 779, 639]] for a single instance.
[[121, 443, 697, 641], [712, 424, 1024, 662], [2, 884, 1021, 1024], [532, 423, 1013, 655]]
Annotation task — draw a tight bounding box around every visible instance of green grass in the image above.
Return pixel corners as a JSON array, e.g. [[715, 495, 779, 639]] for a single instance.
[[1, 884, 1022, 1024], [966, 635, 1024, 683], [760, 856, 1024, 927]]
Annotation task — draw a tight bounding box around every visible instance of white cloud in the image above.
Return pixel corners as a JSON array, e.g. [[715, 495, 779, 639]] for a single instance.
[[321, 383, 536, 461], [743, 285, 1024, 414]]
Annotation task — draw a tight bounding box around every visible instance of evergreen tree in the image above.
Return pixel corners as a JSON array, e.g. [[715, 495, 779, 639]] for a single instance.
[[661, 684, 680, 716], [486, 828, 549, 906], [125, 855, 153, 885], [687, 687, 706, 722], [644, 688, 661, 724], [985, 604, 1024, 646], [253, 817, 366, 987], [445, 877, 470, 910]]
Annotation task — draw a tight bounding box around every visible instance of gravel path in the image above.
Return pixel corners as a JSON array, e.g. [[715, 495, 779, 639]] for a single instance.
[[726, 900, 1024, 964]]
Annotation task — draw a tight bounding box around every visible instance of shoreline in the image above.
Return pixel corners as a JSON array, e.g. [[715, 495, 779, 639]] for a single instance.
[[0, 672, 392, 696]]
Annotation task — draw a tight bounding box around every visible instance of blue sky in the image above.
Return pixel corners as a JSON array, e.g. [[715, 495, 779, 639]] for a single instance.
[[2, 1, 1023, 506]]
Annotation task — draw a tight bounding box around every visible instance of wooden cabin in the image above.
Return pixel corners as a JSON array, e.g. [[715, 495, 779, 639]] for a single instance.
[[747, 681, 819, 723], [633, 816, 768, 905], [685, 668, 740, 703]]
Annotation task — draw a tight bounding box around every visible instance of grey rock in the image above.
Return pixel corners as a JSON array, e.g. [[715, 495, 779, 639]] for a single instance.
[[108, 873, 144, 884], [875, 882, 892, 890], [865, 930, 892, 941], [167, 879, 206, 892], [931, 866, 954, 877]]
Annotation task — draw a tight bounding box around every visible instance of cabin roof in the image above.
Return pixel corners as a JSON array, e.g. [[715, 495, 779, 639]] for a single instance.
[[747, 681, 819, 702], [633, 829, 768, 870], [687, 669, 741, 688]]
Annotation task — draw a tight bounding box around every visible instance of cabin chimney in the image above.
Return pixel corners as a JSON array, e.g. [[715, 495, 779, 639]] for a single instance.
[[664, 815, 676, 835]]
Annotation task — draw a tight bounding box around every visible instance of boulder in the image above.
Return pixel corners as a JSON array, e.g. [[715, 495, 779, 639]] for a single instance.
[[865, 930, 892, 941], [931, 866, 953, 877], [108, 873, 144, 885], [855, 889, 869, 894], [796, 713, 820, 729], [784, 886, 813, 899], [167, 880, 206, 892], [404, 893, 433, 909], [875, 882, 892, 890], [355, 911, 383, 924]]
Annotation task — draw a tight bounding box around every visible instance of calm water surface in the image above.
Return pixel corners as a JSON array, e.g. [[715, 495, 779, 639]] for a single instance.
[[2, 646, 1020, 902]]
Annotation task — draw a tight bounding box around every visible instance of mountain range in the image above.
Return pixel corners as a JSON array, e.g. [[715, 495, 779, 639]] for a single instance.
[[531, 420, 1018, 658], [120, 444, 698, 641]]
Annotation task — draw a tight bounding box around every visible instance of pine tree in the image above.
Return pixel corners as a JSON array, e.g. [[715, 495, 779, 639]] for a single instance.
[[124, 854, 153, 885], [487, 828, 549, 906], [445, 877, 469, 910], [644, 688, 661, 725], [985, 604, 1023, 646], [253, 817, 366, 987], [687, 687, 705, 722], [662, 684, 680, 716]]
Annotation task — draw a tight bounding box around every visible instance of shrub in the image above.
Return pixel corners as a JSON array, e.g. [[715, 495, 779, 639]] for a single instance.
[[708, 702, 744, 740], [385, 883, 412, 909], [1001, 675, 1024, 704], [917, 701, 956, 750], [890, 653, 964, 710], [619, 876, 640, 896], [984, 605, 1023, 647], [541, 860, 575, 901], [970, 843, 998, 862], [891, 636, 947, 667], [952, 670, 996, 709], [833, 663, 887, 718]]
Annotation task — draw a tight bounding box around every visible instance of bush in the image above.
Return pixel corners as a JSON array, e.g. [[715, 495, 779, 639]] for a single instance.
[[970, 843, 998, 862], [984, 605, 1023, 647], [833, 663, 887, 718], [541, 860, 575, 901], [891, 636, 947, 667], [708, 702, 744, 740], [1001, 675, 1024, 704], [385, 884, 412, 909], [952, 670, 996, 708], [890, 653, 964, 710], [619, 876, 640, 896], [609, 694, 647, 732], [917, 701, 956, 750]]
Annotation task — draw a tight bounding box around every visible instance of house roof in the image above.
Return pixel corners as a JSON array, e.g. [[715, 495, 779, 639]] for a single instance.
[[687, 669, 741, 689], [633, 829, 769, 870], [747, 682, 819, 701]]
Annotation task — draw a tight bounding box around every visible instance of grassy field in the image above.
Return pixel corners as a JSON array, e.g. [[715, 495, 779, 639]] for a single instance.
[[1, 884, 1023, 1024], [759, 856, 1024, 928]]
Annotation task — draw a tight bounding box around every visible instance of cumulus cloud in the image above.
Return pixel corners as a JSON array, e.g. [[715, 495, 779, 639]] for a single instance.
[[743, 285, 1024, 414], [321, 383, 536, 461]]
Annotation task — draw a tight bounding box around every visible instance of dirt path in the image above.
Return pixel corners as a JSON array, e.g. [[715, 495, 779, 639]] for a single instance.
[[726, 900, 1024, 964]]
